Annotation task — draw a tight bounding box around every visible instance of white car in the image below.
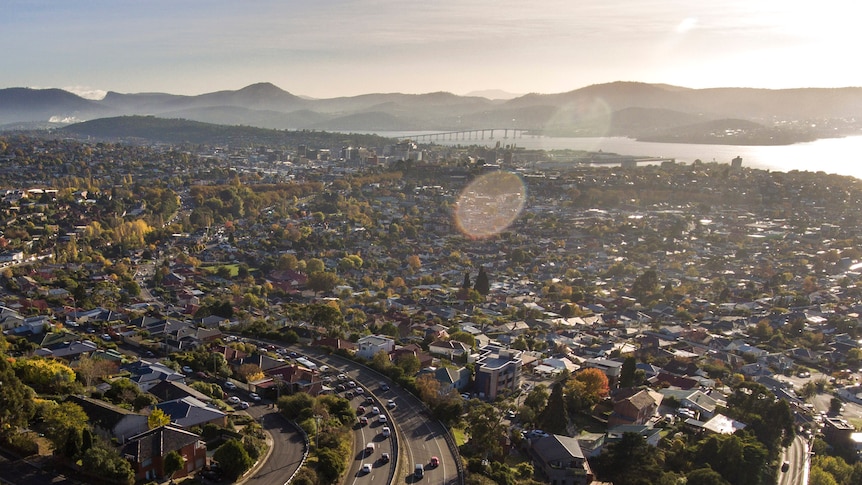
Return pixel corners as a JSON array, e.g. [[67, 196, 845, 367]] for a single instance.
[[381, 426, 391, 437], [248, 392, 261, 402], [361, 463, 372, 474], [227, 396, 241, 405], [387, 399, 396, 409], [182, 365, 194, 374], [378, 414, 387, 424], [238, 401, 250, 409]]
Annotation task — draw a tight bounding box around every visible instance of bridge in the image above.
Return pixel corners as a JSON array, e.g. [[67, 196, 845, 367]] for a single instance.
[[400, 128, 528, 142]]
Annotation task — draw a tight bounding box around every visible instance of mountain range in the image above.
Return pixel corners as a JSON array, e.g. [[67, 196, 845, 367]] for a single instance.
[[3, 81, 862, 144]]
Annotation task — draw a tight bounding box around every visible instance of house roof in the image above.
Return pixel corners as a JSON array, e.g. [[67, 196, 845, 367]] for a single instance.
[[121, 424, 202, 463], [148, 380, 212, 403], [67, 395, 144, 431], [531, 434, 585, 461], [154, 396, 226, 428]]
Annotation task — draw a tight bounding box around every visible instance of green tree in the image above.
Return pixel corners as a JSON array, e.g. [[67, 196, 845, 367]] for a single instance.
[[538, 381, 569, 435], [523, 384, 549, 413], [317, 447, 347, 483], [0, 355, 36, 439], [474, 266, 490, 295], [687, 468, 731, 485], [213, 439, 254, 481], [465, 400, 506, 459], [164, 450, 185, 482], [39, 401, 89, 454], [619, 356, 637, 388], [591, 432, 662, 485], [81, 445, 135, 485]]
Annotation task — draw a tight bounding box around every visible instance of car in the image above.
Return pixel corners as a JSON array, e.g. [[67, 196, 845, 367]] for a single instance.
[[359, 416, 368, 426], [182, 365, 194, 374], [781, 461, 790, 473], [238, 401, 250, 409], [357, 406, 366, 415], [371, 406, 380, 414], [288, 351, 298, 358], [365, 396, 374, 404], [345, 390, 354, 399], [144, 350, 155, 357], [335, 384, 346, 392], [361, 463, 372, 474], [378, 414, 387, 423], [461, 393, 470, 400], [797, 371, 811, 378], [348, 381, 357, 388], [380, 383, 390, 391], [227, 396, 241, 405], [355, 387, 364, 395], [414, 463, 424, 478], [101, 334, 112, 341], [248, 392, 261, 402], [381, 426, 391, 437], [380, 452, 390, 463], [338, 373, 348, 381], [430, 456, 440, 467], [387, 399, 396, 409], [506, 410, 516, 419], [223, 381, 237, 390]]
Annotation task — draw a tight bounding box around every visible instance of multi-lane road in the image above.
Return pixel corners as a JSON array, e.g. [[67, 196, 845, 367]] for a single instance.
[[306, 350, 461, 485]]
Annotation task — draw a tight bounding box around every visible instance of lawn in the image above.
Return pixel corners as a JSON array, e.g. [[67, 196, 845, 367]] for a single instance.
[[200, 263, 240, 277], [451, 427, 467, 446]]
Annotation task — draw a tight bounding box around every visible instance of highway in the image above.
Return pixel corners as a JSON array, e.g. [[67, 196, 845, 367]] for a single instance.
[[241, 406, 308, 485], [306, 350, 461, 485]]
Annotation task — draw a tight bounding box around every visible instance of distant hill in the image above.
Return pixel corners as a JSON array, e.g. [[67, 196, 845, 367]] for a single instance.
[[59, 115, 397, 147], [5, 81, 862, 144]]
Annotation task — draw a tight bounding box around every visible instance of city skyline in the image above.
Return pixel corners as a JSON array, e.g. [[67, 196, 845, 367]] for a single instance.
[[3, 0, 860, 99]]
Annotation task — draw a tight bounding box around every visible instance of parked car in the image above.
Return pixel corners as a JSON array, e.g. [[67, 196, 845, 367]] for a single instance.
[[238, 401, 250, 409], [371, 406, 380, 414], [248, 392, 261, 402], [357, 406, 366, 415], [182, 365, 194, 374], [359, 416, 368, 426], [365, 396, 374, 404], [378, 414, 387, 424], [223, 381, 237, 390], [227, 396, 241, 405]]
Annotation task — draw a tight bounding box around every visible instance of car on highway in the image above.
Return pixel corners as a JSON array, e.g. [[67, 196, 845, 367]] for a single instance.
[[430, 456, 440, 467], [379, 382, 390, 391], [380, 452, 390, 463], [361, 463, 372, 474], [359, 416, 368, 426], [381, 426, 391, 437], [378, 414, 387, 424], [414, 463, 424, 478], [371, 406, 380, 414], [387, 399, 396, 409], [781, 461, 790, 472]]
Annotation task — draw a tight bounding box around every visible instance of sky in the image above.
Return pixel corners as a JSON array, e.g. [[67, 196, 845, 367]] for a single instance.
[[3, 0, 860, 99]]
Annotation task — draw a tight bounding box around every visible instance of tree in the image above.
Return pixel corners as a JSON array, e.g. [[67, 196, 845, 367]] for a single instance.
[[538, 381, 569, 435], [523, 384, 549, 413], [81, 445, 135, 485], [462, 272, 471, 289], [566, 368, 609, 411], [307, 271, 341, 294], [449, 331, 476, 349], [465, 400, 506, 459], [164, 450, 185, 482], [0, 355, 36, 438], [213, 439, 254, 481], [38, 401, 89, 455], [416, 374, 441, 405], [619, 356, 637, 388], [686, 468, 731, 485], [76, 355, 118, 388], [474, 266, 490, 295], [148, 408, 171, 429], [317, 447, 347, 483], [631, 269, 659, 303], [591, 432, 662, 485], [395, 353, 420, 377]]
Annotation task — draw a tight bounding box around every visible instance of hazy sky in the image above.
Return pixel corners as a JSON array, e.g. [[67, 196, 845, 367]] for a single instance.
[[3, 0, 859, 99]]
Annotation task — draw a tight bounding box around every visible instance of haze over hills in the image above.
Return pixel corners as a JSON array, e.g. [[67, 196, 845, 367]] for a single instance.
[[3, 81, 862, 144]]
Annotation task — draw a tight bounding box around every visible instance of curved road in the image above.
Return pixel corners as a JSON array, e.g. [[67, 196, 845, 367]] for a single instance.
[[242, 406, 307, 485], [307, 350, 460, 485], [779, 435, 810, 485]]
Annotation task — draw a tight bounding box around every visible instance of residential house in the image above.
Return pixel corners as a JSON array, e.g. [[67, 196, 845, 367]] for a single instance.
[[121, 424, 207, 482], [67, 395, 149, 444], [605, 425, 662, 448], [356, 335, 395, 360], [417, 366, 471, 395], [428, 340, 471, 362], [148, 380, 213, 404], [608, 389, 660, 427], [583, 358, 623, 388], [153, 396, 227, 429], [659, 389, 724, 420], [700, 414, 747, 435], [529, 434, 594, 485], [123, 360, 187, 392]]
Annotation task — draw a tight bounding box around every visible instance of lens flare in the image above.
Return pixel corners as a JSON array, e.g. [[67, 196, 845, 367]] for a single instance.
[[454, 171, 526, 239]]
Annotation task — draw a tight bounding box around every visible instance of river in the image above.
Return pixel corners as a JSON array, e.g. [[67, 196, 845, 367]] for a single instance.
[[382, 132, 862, 180]]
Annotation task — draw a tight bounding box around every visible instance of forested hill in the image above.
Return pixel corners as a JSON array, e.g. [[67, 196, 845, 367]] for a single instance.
[[60, 115, 397, 148]]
